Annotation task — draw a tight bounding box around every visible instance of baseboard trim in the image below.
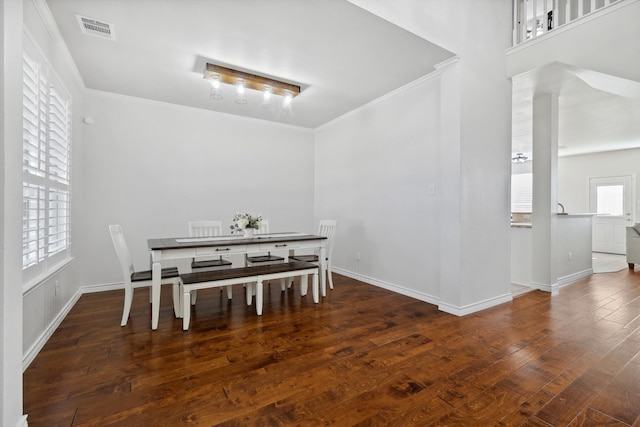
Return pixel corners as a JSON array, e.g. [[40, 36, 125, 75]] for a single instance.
[[558, 269, 593, 287], [16, 415, 28, 427], [529, 269, 593, 295], [333, 268, 517, 317], [22, 282, 126, 371], [331, 267, 440, 306], [81, 281, 125, 293], [22, 288, 83, 371], [438, 293, 513, 317]]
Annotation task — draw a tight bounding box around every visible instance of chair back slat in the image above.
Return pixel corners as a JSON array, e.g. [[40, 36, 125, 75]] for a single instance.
[[257, 220, 270, 234], [317, 220, 337, 256], [109, 224, 135, 279], [189, 220, 223, 237]]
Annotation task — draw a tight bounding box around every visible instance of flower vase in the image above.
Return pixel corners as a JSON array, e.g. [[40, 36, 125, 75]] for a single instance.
[[243, 228, 255, 238]]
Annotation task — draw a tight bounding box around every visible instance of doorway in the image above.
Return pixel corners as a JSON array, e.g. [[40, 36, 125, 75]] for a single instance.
[[589, 175, 634, 254]]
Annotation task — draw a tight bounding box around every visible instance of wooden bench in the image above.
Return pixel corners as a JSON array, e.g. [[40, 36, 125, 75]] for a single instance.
[[179, 261, 319, 330]]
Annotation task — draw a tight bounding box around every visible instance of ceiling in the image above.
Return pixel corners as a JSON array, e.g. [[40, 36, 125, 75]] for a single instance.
[[512, 62, 640, 159], [44, 0, 640, 154], [45, 0, 454, 129]]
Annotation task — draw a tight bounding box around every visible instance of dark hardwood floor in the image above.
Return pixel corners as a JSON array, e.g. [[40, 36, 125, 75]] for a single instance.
[[24, 269, 640, 426]]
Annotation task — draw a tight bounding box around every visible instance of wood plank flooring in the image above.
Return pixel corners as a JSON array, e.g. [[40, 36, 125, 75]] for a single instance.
[[24, 270, 640, 426]]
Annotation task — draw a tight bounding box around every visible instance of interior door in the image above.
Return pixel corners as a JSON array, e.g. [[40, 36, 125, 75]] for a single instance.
[[589, 176, 634, 254]]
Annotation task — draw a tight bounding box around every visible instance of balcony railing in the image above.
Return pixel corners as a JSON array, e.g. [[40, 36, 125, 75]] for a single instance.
[[513, 0, 621, 45]]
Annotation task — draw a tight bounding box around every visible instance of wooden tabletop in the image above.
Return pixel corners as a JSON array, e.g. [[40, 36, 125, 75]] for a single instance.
[[148, 232, 326, 250]]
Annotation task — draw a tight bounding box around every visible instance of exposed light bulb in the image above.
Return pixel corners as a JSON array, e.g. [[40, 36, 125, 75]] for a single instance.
[[235, 80, 247, 104], [282, 91, 293, 113], [262, 87, 273, 109], [209, 74, 222, 100]]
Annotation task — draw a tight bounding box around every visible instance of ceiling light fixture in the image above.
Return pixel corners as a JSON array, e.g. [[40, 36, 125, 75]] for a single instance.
[[235, 79, 247, 104], [204, 63, 300, 112], [282, 92, 293, 113], [511, 153, 530, 164], [262, 86, 272, 109], [209, 74, 222, 100]]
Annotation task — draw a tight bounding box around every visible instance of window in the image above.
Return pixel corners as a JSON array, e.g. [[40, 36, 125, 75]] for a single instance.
[[596, 184, 624, 216], [22, 52, 72, 275], [511, 172, 532, 213]]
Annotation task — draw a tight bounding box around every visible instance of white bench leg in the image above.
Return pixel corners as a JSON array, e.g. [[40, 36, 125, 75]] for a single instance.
[[183, 288, 191, 330], [226, 285, 233, 300], [256, 279, 263, 316], [245, 283, 253, 306]]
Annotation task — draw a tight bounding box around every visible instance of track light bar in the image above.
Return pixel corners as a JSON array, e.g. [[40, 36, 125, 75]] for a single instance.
[[204, 63, 300, 98]]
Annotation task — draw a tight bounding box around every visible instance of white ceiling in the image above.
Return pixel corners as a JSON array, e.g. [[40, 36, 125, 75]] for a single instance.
[[44, 0, 640, 154], [45, 0, 454, 129], [512, 62, 640, 159]]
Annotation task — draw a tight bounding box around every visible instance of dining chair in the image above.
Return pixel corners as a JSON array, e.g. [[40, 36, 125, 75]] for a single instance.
[[289, 219, 338, 292], [188, 220, 233, 303], [245, 220, 285, 266], [244, 219, 286, 304], [109, 224, 181, 326]]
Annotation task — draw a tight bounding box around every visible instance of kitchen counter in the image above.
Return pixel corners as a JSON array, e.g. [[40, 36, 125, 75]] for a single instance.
[[511, 213, 594, 290]]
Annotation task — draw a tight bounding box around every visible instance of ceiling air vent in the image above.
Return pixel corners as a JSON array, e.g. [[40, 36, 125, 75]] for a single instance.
[[76, 15, 116, 41]]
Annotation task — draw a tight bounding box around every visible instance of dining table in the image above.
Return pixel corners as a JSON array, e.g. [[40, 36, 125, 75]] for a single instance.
[[147, 232, 327, 329]]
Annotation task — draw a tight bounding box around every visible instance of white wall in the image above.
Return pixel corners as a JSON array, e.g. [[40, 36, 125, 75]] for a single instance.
[[315, 76, 442, 301], [558, 148, 640, 220], [78, 92, 315, 289], [21, 0, 86, 372], [347, 0, 513, 313], [507, 0, 640, 82]]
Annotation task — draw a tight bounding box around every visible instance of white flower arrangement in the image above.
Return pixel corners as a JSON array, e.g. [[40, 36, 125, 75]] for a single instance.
[[230, 212, 262, 233]]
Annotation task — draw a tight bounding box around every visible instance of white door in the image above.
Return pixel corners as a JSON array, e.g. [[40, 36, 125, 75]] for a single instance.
[[589, 176, 634, 254]]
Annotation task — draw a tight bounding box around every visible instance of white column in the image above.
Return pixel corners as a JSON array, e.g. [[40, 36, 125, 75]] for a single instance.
[[436, 57, 463, 311], [531, 92, 560, 292]]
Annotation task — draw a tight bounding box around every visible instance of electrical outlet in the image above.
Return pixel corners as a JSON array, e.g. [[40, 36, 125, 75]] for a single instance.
[[568, 253, 573, 261], [54, 280, 60, 296], [356, 252, 361, 261]]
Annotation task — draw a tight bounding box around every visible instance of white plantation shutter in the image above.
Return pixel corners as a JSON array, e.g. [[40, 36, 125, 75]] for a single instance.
[[22, 183, 46, 267], [22, 52, 72, 273], [22, 54, 45, 177]]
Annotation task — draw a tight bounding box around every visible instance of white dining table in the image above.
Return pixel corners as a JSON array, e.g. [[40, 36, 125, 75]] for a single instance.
[[147, 232, 327, 330]]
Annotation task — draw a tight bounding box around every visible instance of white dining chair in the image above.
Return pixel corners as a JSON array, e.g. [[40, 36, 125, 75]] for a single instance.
[[188, 220, 233, 303], [245, 220, 285, 266], [244, 219, 286, 304], [289, 219, 337, 292], [109, 224, 181, 326]]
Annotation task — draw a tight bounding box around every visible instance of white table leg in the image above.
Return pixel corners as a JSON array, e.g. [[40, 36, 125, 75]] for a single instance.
[[151, 260, 161, 330], [319, 245, 327, 297], [312, 270, 319, 303], [182, 288, 191, 330], [256, 279, 263, 316]]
